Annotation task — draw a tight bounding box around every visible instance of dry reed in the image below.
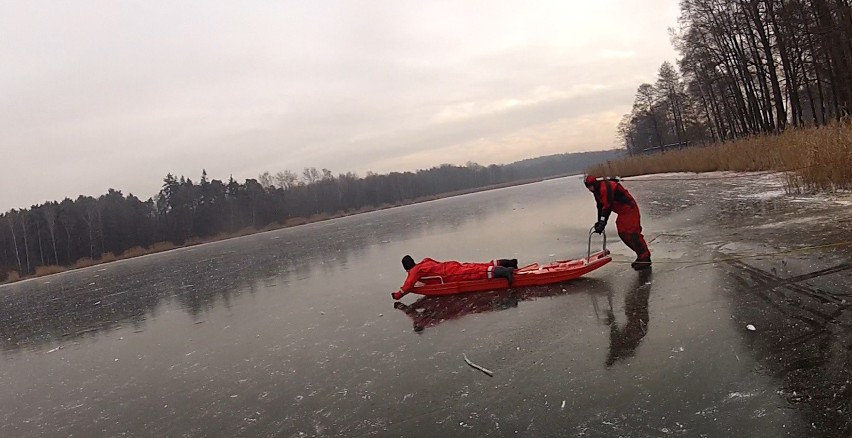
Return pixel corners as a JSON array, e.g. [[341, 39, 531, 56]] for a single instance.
[[149, 242, 176, 252], [586, 123, 852, 193], [72, 257, 95, 269], [4, 270, 21, 283], [120, 246, 151, 259], [34, 265, 67, 276], [285, 217, 308, 227]]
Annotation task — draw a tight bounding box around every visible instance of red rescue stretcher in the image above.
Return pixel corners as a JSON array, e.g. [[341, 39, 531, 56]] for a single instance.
[[391, 230, 611, 300]]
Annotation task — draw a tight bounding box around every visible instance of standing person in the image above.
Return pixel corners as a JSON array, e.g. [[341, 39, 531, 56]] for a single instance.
[[393, 255, 518, 299], [584, 175, 651, 270]]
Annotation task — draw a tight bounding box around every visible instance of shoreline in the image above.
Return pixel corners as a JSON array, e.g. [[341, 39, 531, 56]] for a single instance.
[[1, 174, 579, 287], [7, 169, 849, 289]]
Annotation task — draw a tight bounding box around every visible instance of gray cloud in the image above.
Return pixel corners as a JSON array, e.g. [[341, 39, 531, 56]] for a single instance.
[[0, 0, 679, 211]]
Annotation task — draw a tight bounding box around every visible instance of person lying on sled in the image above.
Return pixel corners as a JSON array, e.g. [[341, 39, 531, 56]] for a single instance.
[[397, 255, 518, 294], [584, 175, 651, 270]]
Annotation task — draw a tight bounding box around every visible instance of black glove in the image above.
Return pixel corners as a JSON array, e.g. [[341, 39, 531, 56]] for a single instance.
[[593, 221, 606, 234]]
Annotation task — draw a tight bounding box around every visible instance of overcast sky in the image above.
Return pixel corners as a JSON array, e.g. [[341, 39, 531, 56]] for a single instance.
[[0, 1, 679, 212]]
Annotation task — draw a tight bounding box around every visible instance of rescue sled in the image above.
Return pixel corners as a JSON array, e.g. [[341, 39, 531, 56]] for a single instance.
[[391, 230, 611, 300]]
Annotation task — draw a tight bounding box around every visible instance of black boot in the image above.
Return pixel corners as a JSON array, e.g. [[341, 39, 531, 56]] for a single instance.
[[497, 259, 518, 269], [631, 256, 652, 270], [629, 234, 651, 270], [621, 233, 651, 270], [493, 266, 514, 286]]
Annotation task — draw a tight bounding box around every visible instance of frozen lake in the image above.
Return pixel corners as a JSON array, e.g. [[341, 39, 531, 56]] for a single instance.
[[1, 175, 833, 436]]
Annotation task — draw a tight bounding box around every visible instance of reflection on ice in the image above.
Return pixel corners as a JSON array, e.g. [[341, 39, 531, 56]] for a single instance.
[[605, 270, 652, 367], [393, 277, 612, 332]]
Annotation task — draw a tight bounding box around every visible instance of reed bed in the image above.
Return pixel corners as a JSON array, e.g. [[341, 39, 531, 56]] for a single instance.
[[586, 123, 852, 193], [34, 265, 67, 276]]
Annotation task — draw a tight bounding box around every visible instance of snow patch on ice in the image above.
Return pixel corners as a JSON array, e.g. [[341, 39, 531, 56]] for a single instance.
[[717, 242, 760, 253], [752, 216, 819, 229], [788, 191, 852, 206], [738, 189, 786, 200], [629, 171, 751, 180], [829, 192, 852, 206], [726, 390, 760, 400]]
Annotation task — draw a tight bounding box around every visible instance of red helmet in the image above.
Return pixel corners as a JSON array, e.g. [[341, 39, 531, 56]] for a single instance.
[[584, 175, 597, 186]]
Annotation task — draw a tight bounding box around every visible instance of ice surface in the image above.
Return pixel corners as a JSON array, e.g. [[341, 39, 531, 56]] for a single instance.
[[2, 175, 844, 436]]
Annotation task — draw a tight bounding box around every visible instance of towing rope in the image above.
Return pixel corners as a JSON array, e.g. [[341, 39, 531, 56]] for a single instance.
[[608, 240, 852, 267]]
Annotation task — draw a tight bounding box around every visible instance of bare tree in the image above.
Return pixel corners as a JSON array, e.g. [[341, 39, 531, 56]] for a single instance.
[[37, 204, 61, 266], [4, 211, 23, 275], [301, 167, 321, 185], [274, 170, 300, 189], [258, 171, 275, 189], [619, 0, 852, 150]]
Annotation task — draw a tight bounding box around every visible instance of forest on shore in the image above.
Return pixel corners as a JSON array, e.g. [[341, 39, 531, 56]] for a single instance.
[[618, 0, 852, 152], [596, 0, 852, 194], [0, 150, 621, 282]]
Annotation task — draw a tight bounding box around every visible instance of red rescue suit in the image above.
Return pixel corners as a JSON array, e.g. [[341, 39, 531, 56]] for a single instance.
[[399, 258, 503, 293], [587, 178, 650, 260]]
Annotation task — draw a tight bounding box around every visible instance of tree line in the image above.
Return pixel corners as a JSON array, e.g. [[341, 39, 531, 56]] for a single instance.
[[619, 0, 852, 153], [0, 150, 621, 281]]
